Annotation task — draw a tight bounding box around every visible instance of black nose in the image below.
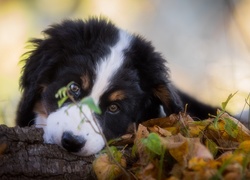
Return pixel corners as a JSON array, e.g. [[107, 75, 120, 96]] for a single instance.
[[61, 131, 86, 152]]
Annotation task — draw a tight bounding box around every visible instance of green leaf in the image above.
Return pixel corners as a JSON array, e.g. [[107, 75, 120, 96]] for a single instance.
[[80, 96, 102, 114], [131, 144, 137, 158], [55, 86, 68, 107], [205, 139, 218, 157], [100, 146, 122, 162], [55, 86, 67, 99], [221, 91, 237, 111], [109, 146, 123, 162], [224, 117, 238, 138], [213, 113, 221, 129], [57, 96, 68, 108], [142, 133, 163, 155]]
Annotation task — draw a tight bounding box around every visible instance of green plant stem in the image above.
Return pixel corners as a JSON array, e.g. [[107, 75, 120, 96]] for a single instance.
[[158, 148, 165, 180], [90, 112, 130, 179], [68, 94, 130, 179]]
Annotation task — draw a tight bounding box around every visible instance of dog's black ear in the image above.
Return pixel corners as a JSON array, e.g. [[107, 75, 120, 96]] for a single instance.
[[16, 87, 39, 127], [16, 39, 48, 127], [153, 83, 183, 116], [128, 35, 184, 117]]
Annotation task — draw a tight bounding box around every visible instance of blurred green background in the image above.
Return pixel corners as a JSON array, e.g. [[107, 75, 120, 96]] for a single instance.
[[0, 0, 250, 126]]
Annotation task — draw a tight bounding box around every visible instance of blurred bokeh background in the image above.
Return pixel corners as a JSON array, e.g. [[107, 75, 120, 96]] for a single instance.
[[0, 0, 249, 126]]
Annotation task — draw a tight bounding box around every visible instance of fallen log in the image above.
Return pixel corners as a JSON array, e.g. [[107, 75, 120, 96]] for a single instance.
[[0, 125, 95, 179]]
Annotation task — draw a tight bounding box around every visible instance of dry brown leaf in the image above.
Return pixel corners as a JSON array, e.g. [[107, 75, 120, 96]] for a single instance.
[[135, 124, 150, 141], [142, 115, 179, 128], [187, 138, 213, 160], [93, 153, 126, 180], [164, 134, 189, 165], [220, 112, 250, 141], [224, 172, 242, 180], [238, 140, 250, 153], [188, 157, 220, 171], [169, 164, 184, 179], [207, 112, 250, 143], [164, 126, 179, 135], [93, 111, 250, 179], [216, 151, 233, 162], [166, 176, 180, 180], [184, 157, 219, 180], [223, 163, 242, 180], [137, 162, 158, 180], [160, 134, 213, 165], [182, 168, 216, 180], [134, 124, 150, 164], [148, 125, 172, 137], [187, 119, 212, 137]]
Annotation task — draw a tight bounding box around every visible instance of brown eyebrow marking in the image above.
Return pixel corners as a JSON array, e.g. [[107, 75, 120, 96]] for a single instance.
[[109, 90, 126, 101], [81, 73, 91, 90]]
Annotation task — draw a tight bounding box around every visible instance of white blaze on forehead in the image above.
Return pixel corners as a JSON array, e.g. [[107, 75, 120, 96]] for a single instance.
[[90, 30, 132, 104]]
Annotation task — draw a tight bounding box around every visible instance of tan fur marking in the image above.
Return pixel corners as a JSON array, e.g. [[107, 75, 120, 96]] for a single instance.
[[33, 101, 48, 118], [153, 84, 171, 108], [40, 84, 47, 92], [109, 90, 126, 101], [81, 74, 90, 90]]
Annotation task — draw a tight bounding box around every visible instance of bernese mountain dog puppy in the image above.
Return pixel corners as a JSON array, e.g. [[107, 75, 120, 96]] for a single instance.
[[16, 18, 216, 156]]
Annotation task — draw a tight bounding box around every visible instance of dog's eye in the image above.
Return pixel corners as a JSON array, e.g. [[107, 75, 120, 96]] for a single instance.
[[70, 83, 79, 92], [68, 82, 81, 97], [108, 104, 120, 114]]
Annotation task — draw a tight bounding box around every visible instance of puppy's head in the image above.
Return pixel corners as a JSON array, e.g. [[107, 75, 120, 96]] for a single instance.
[[16, 18, 183, 156]]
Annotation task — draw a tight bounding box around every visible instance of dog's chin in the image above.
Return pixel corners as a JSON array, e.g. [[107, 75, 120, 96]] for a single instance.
[[71, 146, 105, 157]]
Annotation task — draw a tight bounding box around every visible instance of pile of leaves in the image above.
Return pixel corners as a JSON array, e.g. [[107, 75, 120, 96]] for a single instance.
[[56, 86, 250, 179], [93, 110, 250, 180]]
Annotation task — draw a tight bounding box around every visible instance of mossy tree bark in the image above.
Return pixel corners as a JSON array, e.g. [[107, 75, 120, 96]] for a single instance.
[[0, 125, 95, 179]]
